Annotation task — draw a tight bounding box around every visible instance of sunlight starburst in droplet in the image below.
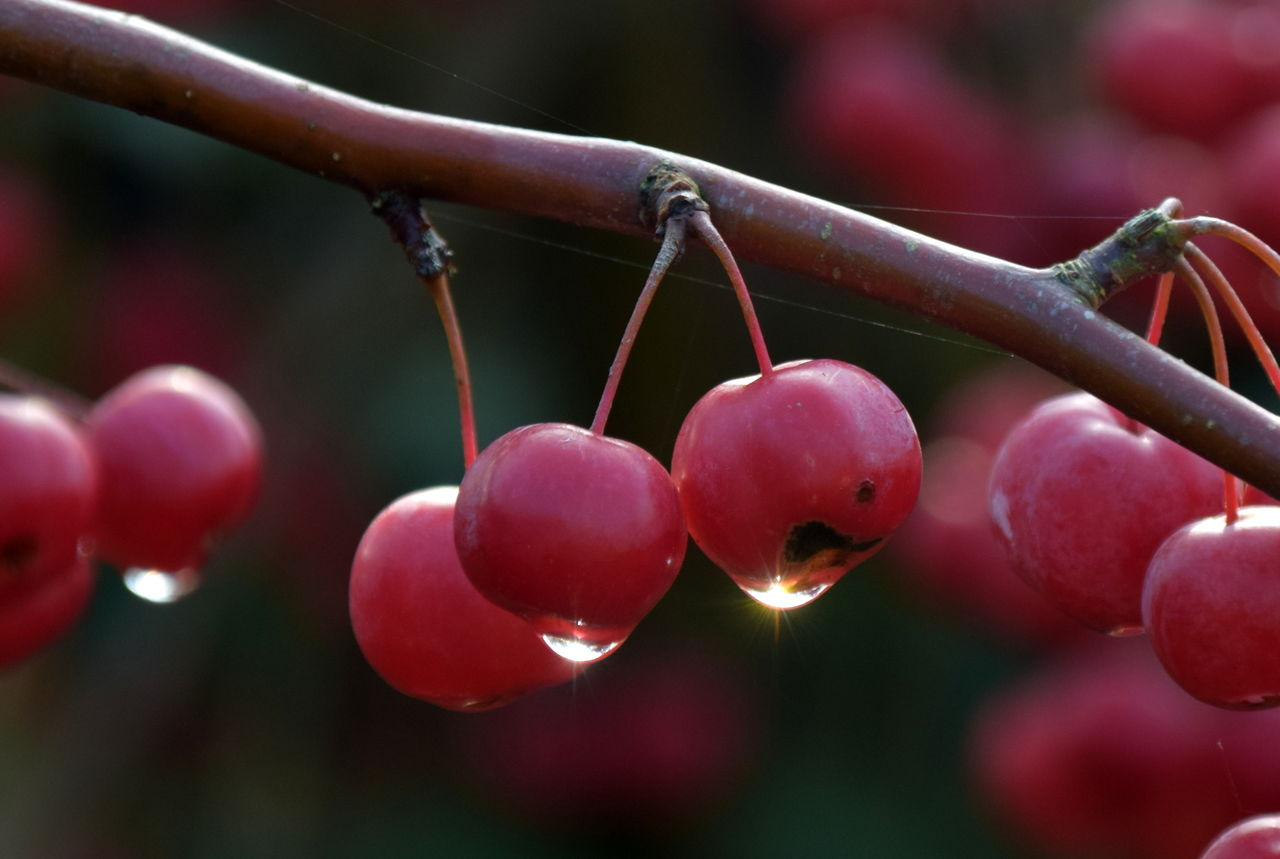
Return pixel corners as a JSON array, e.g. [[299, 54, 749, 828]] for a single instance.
[[740, 580, 830, 610], [122, 567, 201, 603]]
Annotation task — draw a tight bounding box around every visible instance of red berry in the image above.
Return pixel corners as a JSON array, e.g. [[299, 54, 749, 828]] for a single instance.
[[1201, 815, 1280, 859], [350, 486, 577, 711], [671, 358, 920, 608], [987, 392, 1220, 634], [86, 365, 262, 577], [0, 394, 97, 594], [0, 556, 94, 669], [454, 422, 686, 661], [1143, 506, 1280, 709]]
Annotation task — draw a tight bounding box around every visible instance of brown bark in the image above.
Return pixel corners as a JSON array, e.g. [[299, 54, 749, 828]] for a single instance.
[[3, 0, 1279, 496]]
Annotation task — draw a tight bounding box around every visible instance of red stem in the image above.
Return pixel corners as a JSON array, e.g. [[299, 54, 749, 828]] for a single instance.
[[1143, 272, 1174, 347], [1175, 257, 1238, 525], [590, 219, 685, 436], [689, 210, 774, 377], [428, 272, 478, 469], [1184, 244, 1280, 401]]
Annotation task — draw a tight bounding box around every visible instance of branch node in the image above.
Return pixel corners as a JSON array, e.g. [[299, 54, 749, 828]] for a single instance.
[[1053, 205, 1187, 309], [371, 191, 454, 279], [639, 161, 708, 236]]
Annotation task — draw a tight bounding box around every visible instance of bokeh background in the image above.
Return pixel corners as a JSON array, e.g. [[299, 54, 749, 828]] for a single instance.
[[3, 0, 1280, 856]]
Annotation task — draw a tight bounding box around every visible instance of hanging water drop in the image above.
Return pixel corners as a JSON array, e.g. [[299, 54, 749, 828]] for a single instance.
[[539, 631, 622, 663], [739, 578, 831, 610], [122, 566, 201, 603]]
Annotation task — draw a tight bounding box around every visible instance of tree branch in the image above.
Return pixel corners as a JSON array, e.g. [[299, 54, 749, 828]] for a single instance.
[[3, 0, 1280, 496]]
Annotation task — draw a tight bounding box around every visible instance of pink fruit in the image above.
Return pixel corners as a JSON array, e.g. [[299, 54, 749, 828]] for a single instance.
[[350, 487, 577, 711], [454, 422, 686, 661], [1143, 506, 1280, 709], [987, 392, 1221, 634], [87, 365, 262, 574], [672, 358, 920, 609], [1200, 815, 1280, 859], [0, 394, 97, 594], [0, 556, 94, 669]]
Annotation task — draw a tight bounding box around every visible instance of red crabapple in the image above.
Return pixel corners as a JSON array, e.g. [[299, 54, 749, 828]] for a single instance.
[[1200, 815, 1280, 859], [86, 365, 262, 585], [671, 358, 920, 609], [987, 392, 1220, 635], [0, 394, 97, 594], [888, 362, 1085, 648], [454, 422, 686, 662], [350, 487, 577, 711], [0, 556, 93, 669], [1143, 506, 1280, 709]]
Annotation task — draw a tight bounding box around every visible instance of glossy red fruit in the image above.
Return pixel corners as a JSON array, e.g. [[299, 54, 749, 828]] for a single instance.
[[350, 486, 577, 711], [0, 394, 97, 595], [1201, 815, 1280, 859], [0, 556, 94, 669], [454, 423, 686, 662], [86, 365, 262, 575], [671, 358, 920, 609], [889, 363, 1085, 648], [1143, 506, 1280, 709], [987, 392, 1220, 635]]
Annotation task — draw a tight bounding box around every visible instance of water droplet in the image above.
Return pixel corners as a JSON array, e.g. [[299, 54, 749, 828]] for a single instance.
[[740, 579, 831, 610], [540, 632, 622, 663], [122, 567, 201, 604], [1104, 623, 1144, 638]]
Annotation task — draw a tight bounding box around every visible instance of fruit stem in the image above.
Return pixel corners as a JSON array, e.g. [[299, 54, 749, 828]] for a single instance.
[[589, 216, 686, 436], [371, 192, 479, 469], [1176, 218, 1280, 282], [1184, 243, 1280, 400], [1174, 256, 1238, 525], [0, 357, 92, 420], [1143, 272, 1174, 348], [689, 209, 774, 377]]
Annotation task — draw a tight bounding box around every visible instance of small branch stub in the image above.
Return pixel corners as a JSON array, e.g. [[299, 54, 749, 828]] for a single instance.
[[1053, 199, 1188, 309], [639, 162, 708, 236], [371, 191, 454, 279]]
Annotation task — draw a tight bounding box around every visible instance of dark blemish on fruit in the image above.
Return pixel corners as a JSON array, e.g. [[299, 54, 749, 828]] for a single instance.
[[784, 521, 855, 566], [0, 536, 38, 572], [856, 480, 875, 503]]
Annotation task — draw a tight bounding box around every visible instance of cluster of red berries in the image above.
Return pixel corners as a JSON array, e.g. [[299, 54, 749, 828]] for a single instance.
[[0, 364, 262, 667], [349, 205, 923, 711]]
